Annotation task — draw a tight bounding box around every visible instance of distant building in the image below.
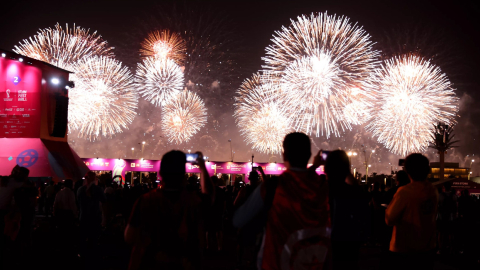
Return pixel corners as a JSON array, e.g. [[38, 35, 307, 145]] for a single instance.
[[433, 178, 480, 196], [429, 162, 470, 179]]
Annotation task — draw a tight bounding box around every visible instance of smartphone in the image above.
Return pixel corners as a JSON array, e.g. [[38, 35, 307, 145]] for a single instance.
[[252, 166, 260, 171], [321, 151, 330, 160], [186, 153, 199, 164]]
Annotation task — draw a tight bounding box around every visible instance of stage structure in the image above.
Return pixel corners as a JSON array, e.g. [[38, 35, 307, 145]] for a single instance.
[[0, 49, 88, 181]]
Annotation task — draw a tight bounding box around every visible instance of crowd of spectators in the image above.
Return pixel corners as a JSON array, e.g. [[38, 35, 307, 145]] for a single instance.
[[1, 132, 480, 269]]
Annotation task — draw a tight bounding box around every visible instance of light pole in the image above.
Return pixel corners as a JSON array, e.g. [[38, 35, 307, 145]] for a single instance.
[[363, 148, 375, 183], [347, 151, 357, 171], [366, 164, 371, 183], [228, 139, 234, 162]]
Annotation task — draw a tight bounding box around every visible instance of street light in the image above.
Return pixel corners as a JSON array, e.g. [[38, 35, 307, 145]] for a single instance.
[[366, 164, 372, 183], [347, 152, 357, 171], [228, 139, 234, 162]]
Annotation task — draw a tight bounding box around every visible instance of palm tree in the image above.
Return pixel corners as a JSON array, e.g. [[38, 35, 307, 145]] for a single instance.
[[429, 123, 459, 181]]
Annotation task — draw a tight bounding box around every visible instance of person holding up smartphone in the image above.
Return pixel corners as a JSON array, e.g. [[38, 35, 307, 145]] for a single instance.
[[125, 150, 213, 270]]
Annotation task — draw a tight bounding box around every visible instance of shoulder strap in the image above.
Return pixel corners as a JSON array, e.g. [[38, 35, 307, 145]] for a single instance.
[[263, 177, 279, 213]]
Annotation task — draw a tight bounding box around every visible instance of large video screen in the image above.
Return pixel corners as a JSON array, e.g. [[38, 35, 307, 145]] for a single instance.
[[0, 58, 41, 138]]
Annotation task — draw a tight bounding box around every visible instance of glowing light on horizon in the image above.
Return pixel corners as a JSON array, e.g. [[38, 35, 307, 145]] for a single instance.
[[162, 90, 207, 144], [262, 12, 379, 138], [367, 54, 458, 156]]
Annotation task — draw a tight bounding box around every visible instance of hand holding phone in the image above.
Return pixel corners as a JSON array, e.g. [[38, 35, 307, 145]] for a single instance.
[[186, 153, 199, 164]]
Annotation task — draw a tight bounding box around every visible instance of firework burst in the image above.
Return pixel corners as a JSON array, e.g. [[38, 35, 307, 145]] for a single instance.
[[69, 56, 138, 140], [140, 30, 186, 64], [234, 75, 292, 154], [263, 12, 379, 137], [13, 23, 113, 70], [135, 58, 184, 106], [367, 54, 458, 156], [162, 90, 207, 144]]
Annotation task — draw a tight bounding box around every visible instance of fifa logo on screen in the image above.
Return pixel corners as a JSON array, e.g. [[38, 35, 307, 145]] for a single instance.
[[4, 89, 12, 101]]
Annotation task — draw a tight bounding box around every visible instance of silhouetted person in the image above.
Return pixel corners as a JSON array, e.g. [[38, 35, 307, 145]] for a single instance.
[[380, 170, 410, 264], [384, 171, 410, 205], [205, 176, 225, 251], [0, 166, 28, 268], [186, 175, 200, 191], [12, 167, 36, 248], [370, 182, 384, 246], [125, 151, 213, 270], [37, 182, 46, 214], [53, 179, 77, 247], [325, 150, 370, 270], [457, 189, 475, 255], [234, 170, 262, 207], [385, 153, 438, 270], [436, 181, 457, 255], [44, 181, 55, 218], [233, 169, 266, 269], [234, 132, 331, 269], [77, 171, 106, 257]]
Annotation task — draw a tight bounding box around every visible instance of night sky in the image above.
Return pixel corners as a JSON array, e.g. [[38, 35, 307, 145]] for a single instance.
[[2, 0, 480, 174]]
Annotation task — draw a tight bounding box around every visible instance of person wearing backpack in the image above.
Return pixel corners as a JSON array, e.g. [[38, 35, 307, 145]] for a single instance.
[[233, 132, 331, 270]]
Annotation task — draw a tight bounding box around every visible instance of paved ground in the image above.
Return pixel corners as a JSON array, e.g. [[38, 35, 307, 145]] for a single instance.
[[3, 215, 478, 270]]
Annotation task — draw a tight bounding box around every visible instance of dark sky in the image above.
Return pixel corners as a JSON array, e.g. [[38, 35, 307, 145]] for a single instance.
[[2, 0, 479, 84], [2, 0, 479, 71], [2, 0, 480, 172]]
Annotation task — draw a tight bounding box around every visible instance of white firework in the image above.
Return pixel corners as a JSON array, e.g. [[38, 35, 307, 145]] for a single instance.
[[136, 57, 184, 106], [367, 54, 458, 156], [69, 56, 138, 140], [263, 12, 379, 138], [235, 75, 292, 154], [13, 23, 113, 71], [162, 90, 207, 144]]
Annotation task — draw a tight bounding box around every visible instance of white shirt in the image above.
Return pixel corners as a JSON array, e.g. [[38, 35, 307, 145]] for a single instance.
[[53, 187, 77, 217]]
